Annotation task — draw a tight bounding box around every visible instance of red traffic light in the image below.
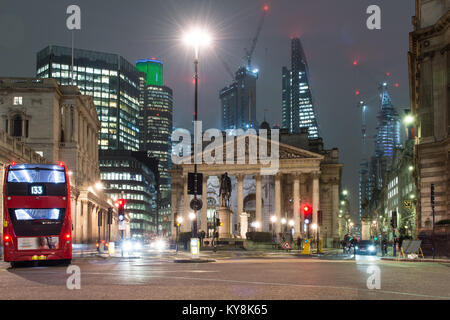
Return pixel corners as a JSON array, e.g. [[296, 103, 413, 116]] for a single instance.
[[117, 199, 125, 207], [303, 204, 312, 214]]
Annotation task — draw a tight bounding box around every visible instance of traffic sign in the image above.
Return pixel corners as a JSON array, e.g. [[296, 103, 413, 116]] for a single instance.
[[403, 200, 412, 210], [190, 198, 203, 211], [281, 241, 291, 250]]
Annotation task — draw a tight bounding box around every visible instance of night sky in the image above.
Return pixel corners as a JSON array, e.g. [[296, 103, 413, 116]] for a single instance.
[[0, 0, 415, 219]]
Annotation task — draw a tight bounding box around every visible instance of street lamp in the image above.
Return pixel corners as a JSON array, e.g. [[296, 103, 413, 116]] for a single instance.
[[176, 216, 183, 253], [183, 27, 212, 239], [342, 190, 348, 196], [403, 114, 415, 126]]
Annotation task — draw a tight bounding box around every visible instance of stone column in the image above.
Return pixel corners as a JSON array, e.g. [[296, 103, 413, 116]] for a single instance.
[[236, 174, 244, 221], [82, 201, 88, 244], [200, 174, 208, 232], [182, 173, 190, 232], [255, 174, 262, 231], [240, 212, 249, 238], [312, 172, 320, 226], [331, 183, 340, 240], [293, 173, 300, 238], [274, 173, 282, 234]]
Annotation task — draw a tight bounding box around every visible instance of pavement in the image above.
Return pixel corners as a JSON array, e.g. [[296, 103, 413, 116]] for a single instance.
[[0, 246, 449, 300]]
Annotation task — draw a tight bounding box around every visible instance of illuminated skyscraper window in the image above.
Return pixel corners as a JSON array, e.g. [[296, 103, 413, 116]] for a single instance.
[[281, 38, 320, 139], [36, 45, 142, 151]]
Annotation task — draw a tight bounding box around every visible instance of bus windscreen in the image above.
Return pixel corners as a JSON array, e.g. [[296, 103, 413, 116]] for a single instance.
[[14, 209, 61, 220], [7, 169, 66, 183]]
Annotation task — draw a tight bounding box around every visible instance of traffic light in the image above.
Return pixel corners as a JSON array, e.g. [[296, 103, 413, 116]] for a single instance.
[[391, 211, 397, 228], [303, 204, 312, 223], [318, 210, 323, 226], [187, 172, 203, 195], [117, 199, 125, 222]]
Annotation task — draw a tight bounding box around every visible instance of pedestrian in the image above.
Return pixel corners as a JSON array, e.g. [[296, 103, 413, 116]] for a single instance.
[[296, 236, 302, 250]]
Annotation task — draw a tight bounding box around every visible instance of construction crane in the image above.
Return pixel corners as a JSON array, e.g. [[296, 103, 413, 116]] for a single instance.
[[244, 5, 269, 70]]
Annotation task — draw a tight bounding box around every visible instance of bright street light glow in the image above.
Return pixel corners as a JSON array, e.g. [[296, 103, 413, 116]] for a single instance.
[[281, 218, 287, 225], [177, 216, 183, 224], [270, 216, 277, 223], [311, 223, 318, 230], [183, 28, 212, 50], [288, 219, 294, 227], [95, 182, 103, 190], [342, 190, 348, 196], [252, 221, 261, 229], [188, 212, 196, 221], [403, 114, 415, 125]]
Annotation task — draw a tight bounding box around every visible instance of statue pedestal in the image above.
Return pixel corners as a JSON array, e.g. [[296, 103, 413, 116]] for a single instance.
[[218, 206, 233, 239], [240, 212, 249, 239]]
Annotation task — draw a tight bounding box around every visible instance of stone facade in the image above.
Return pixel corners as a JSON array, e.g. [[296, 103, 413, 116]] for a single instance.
[[0, 78, 120, 244], [170, 133, 343, 247], [408, 0, 450, 254]]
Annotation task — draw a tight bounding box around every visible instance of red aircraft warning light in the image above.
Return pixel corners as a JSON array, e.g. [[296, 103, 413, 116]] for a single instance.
[[353, 60, 358, 66], [264, 5, 269, 11], [355, 90, 360, 96]]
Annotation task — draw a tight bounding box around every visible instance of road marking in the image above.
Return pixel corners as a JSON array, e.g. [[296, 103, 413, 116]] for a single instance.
[[13, 269, 449, 300]]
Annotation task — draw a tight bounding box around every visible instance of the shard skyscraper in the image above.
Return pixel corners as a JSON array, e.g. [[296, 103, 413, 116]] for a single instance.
[[282, 38, 320, 139]]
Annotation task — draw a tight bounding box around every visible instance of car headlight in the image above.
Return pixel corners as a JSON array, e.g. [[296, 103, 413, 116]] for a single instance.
[[355, 246, 359, 250], [155, 240, 166, 251], [368, 245, 375, 251], [134, 242, 142, 250], [123, 240, 132, 251]]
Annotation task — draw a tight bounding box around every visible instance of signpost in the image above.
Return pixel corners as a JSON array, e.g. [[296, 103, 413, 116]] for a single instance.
[[190, 238, 200, 259]]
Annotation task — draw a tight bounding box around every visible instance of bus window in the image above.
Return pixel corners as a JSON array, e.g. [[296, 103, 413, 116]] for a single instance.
[[14, 209, 61, 220], [7, 169, 66, 183]]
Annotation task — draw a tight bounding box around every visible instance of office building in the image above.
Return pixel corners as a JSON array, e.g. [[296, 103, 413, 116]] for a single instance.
[[282, 38, 320, 139], [220, 67, 258, 130], [36, 45, 142, 151]]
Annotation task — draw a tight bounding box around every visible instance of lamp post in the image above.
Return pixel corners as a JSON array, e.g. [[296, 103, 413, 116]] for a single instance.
[[176, 216, 183, 253], [183, 28, 212, 239], [188, 211, 196, 239], [270, 216, 277, 241]]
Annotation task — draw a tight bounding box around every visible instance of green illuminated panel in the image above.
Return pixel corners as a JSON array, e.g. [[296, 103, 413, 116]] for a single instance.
[[136, 60, 163, 86]]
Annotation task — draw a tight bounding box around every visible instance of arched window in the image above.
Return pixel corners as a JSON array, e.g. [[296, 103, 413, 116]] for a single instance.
[[12, 115, 22, 137]]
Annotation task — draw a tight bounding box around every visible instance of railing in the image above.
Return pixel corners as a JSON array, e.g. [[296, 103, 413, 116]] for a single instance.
[[0, 129, 46, 163]]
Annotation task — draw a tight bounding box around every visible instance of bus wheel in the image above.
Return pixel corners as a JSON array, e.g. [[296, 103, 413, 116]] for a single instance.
[[61, 259, 72, 266], [10, 262, 16, 269]]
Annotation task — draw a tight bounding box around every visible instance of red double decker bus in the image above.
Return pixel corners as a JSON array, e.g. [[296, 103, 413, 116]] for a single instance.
[[3, 162, 72, 267]]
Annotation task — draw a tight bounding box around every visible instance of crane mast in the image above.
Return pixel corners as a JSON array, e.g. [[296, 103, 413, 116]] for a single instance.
[[245, 5, 268, 69]]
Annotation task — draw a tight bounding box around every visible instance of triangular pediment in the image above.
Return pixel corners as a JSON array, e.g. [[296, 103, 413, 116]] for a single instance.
[[186, 133, 324, 164]]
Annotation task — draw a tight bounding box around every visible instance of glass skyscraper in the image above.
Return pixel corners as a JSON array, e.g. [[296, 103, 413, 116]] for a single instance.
[[99, 151, 158, 238], [137, 59, 173, 235], [282, 38, 319, 139], [375, 83, 401, 162], [36, 45, 142, 151], [220, 66, 258, 130]]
